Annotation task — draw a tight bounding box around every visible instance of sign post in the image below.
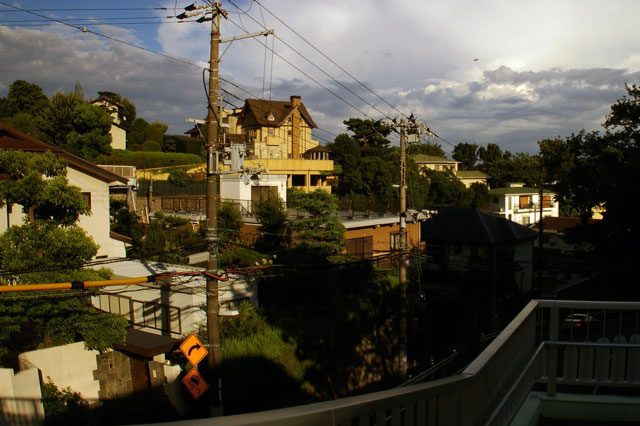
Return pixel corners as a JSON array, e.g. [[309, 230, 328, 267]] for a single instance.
[[180, 333, 210, 400]]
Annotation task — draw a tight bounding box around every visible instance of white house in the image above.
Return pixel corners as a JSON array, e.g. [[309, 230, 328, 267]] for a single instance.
[[485, 183, 559, 226], [91, 95, 128, 150], [221, 173, 288, 214], [0, 124, 129, 258]]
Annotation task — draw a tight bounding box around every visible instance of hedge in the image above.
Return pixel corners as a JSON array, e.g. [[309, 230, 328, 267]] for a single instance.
[[99, 150, 203, 168]]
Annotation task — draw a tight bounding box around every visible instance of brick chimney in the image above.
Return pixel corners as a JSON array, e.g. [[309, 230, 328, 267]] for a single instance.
[[290, 96, 302, 159]]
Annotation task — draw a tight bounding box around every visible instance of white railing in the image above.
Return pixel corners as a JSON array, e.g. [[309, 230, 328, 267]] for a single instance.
[[5, 300, 640, 426]]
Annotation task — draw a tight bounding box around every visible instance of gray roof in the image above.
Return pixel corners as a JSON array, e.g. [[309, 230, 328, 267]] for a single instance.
[[421, 208, 538, 244]]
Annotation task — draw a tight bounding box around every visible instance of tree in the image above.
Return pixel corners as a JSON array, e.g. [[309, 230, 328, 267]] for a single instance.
[[407, 142, 446, 157], [0, 150, 126, 357], [6, 80, 49, 116], [36, 91, 112, 162], [218, 201, 243, 242], [289, 190, 346, 262], [254, 192, 288, 252], [168, 168, 190, 186], [97, 90, 137, 128], [0, 80, 49, 136], [452, 142, 479, 171], [343, 118, 391, 147], [542, 84, 640, 288]]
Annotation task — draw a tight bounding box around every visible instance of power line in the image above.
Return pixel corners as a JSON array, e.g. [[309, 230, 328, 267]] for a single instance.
[[0, 2, 205, 70], [250, 0, 410, 120], [228, 4, 395, 122]]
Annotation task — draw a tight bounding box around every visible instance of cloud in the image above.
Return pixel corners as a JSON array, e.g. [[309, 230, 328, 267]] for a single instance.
[[2, 0, 640, 155]]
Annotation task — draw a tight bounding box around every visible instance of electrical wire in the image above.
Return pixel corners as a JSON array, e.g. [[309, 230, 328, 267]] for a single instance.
[[251, 0, 410, 120], [226, 11, 394, 122], [0, 2, 205, 70]]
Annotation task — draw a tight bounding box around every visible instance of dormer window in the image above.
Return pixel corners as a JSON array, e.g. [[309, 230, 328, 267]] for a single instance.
[[267, 112, 275, 122]]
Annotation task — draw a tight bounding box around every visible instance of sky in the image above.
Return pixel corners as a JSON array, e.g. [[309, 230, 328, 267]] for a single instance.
[[1, 0, 639, 155]]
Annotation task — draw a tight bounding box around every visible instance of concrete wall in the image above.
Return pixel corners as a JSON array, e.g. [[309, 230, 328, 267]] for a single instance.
[[19, 342, 101, 402], [0, 368, 44, 425]]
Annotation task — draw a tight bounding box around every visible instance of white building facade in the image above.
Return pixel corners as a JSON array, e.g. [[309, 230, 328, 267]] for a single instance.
[[486, 183, 559, 226]]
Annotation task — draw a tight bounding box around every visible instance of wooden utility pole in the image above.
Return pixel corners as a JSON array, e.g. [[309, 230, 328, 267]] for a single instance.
[[205, 1, 222, 416], [398, 119, 408, 381]]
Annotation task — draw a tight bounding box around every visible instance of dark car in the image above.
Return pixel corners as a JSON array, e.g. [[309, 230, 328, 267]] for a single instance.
[[562, 313, 599, 331]]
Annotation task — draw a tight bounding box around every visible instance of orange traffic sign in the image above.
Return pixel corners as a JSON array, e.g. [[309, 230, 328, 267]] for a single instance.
[[181, 368, 209, 400], [180, 333, 208, 366]]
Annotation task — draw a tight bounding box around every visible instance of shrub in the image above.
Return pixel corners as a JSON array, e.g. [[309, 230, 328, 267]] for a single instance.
[[141, 140, 162, 152], [167, 168, 189, 186], [102, 150, 202, 168]]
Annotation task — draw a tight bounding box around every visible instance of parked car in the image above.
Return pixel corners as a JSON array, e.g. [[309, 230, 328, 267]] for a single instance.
[[562, 313, 599, 331]]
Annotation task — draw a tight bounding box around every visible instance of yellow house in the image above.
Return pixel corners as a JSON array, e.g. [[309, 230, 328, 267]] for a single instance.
[[410, 154, 489, 188], [229, 96, 333, 193], [91, 96, 128, 150]]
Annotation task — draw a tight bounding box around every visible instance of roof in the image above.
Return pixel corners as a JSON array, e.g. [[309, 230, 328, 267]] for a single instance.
[[456, 170, 490, 178], [243, 98, 317, 128], [0, 124, 127, 184], [488, 186, 543, 195], [115, 328, 180, 358], [421, 207, 538, 244], [531, 216, 601, 233], [305, 145, 331, 153], [409, 154, 459, 164]]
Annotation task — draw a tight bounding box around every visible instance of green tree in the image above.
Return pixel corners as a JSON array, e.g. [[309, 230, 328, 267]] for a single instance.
[[36, 91, 112, 162], [97, 90, 137, 128], [0, 80, 49, 136], [452, 142, 479, 171], [407, 142, 446, 157], [289, 190, 346, 262], [0, 150, 126, 357], [543, 84, 640, 287], [218, 201, 243, 242], [65, 103, 112, 161], [343, 118, 391, 147], [254, 193, 288, 252], [6, 80, 49, 116]]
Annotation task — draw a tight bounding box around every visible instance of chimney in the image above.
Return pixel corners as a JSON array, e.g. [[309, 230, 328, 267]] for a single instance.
[[290, 96, 301, 159]]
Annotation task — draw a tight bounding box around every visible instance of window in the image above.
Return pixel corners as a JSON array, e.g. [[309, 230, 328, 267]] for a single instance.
[[390, 233, 400, 250], [454, 243, 463, 254], [493, 197, 499, 204], [268, 128, 274, 136], [82, 192, 91, 210]]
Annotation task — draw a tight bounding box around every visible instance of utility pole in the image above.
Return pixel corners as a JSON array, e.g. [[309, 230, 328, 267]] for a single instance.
[[177, 3, 272, 415], [398, 119, 408, 381], [205, 1, 223, 416]]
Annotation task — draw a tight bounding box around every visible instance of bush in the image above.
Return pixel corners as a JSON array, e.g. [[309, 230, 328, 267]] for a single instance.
[[141, 140, 162, 152], [102, 150, 202, 168], [167, 168, 189, 186], [41, 379, 93, 425]]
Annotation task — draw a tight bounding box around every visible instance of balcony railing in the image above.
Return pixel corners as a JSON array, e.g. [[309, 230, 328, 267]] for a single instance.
[[4, 300, 640, 425]]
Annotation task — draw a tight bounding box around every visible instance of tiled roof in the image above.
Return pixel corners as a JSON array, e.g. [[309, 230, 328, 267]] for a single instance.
[[243, 98, 317, 128], [0, 124, 127, 184], [456, 170, 490, 178], [409, 154, 459, 163], [421, 207, 538, 244]]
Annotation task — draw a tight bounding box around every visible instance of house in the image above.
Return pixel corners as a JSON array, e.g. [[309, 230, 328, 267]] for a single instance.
[[410, 154, 460, 173], [228, 96, 334, 193], [410, 154, 489, 187], [421, 207, 538, 293], [343, 214, 424, 260], [0, 124, 129, 258], [455, 169, 490, 188], [485, 182, 559, 226], [90, 259, 257, 336], [91, 95, 128, 150]]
